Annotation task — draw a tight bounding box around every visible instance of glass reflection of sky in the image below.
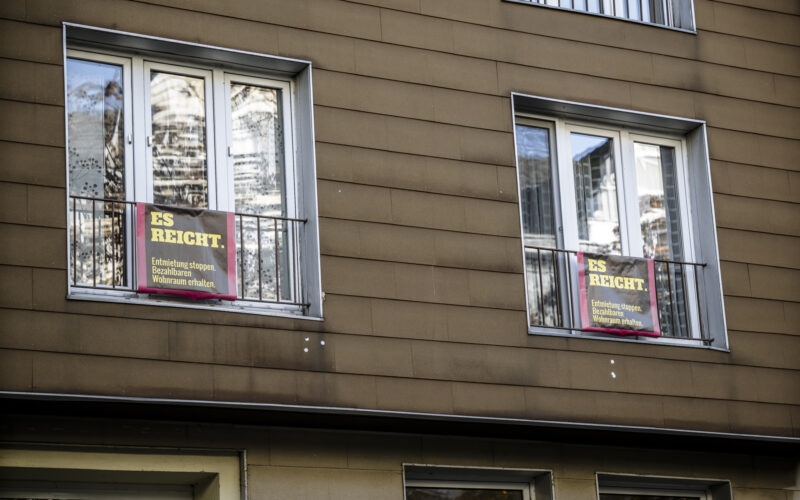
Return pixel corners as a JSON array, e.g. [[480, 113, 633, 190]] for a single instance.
[[571, 133, 608, 161]]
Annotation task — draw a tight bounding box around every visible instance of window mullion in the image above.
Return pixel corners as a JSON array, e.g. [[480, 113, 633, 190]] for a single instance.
[[212, 69, 231, 212], [619, 130, 644, 258], [131, 56, 147, 203], [555, 120, 579, 251]]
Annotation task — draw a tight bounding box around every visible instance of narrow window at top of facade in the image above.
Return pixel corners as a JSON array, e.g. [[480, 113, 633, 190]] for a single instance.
[[512, 0, 695, 31]]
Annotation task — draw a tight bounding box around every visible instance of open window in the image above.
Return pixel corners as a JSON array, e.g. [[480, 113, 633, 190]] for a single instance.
[[512, 94, 726, 348], [404, 464, 554, 500], [596, 473, 733, 500], [64, 24, 322, 318]]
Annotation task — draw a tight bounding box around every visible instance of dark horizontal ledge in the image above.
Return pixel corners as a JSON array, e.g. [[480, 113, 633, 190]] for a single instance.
[[1, 391, 798, 457]]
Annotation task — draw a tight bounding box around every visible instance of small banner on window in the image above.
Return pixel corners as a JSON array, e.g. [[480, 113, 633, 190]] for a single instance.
[[136, 203, 236, 300], [577, 252, 660, 337]]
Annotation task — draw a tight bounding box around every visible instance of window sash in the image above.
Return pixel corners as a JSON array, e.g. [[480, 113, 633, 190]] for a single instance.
[[515, 113, 703, 341]]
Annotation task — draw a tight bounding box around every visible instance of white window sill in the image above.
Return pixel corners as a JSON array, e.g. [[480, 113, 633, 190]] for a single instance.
[[67, 289, 324, 321], [528, 326, 728, 351]]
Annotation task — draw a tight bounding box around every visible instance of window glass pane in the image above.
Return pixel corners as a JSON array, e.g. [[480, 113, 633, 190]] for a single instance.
[[150, 71, 208, 208], [67, 58, 125, 199], [231, 83, 291, 302], [635, 142, 688, 338], [571, 133, 621, 255], [406, 487, 524, 500], [516, 124, 562, 328], [67, 58, 127, 288]]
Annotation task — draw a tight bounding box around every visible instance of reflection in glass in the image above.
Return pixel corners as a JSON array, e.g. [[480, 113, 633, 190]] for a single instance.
[[150, 71, 208, 208], [516, 124, 562, 327], [231, 83, 291, 302], [406, 487, 524, 500], [635, 143, 687, 337], [572, 133, 621, 255], [601, 495, 700, 500], [67, 58, 127, 287]]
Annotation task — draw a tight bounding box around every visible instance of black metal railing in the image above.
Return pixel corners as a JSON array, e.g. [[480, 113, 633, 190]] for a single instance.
[[524, 245, 711, 343], [69, 195, 307, 307]]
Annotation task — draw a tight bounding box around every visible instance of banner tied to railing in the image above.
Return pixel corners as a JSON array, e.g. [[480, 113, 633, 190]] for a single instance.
[[136, 203, 237, 300], [577, 252, 661, 337]]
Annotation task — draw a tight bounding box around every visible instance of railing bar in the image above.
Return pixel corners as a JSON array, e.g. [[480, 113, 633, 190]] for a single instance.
[[292, 220, 299, 304], [92, 199, 97, 288], [274, 218, 280, 304], [112, 202, 117, 289], [257, 216, 263, 301], [693, 262, 706, 341], [551, 249, 562, 327], [522, 245, 704, 268], [679, 262, 691, 339], [536, 249, 546, 326], [638, 0, 644, 20], [239, 214, 245, 300], [72, 197, 77, 286], [566, 249, 575, 330], [653, 260, 663, 335], [666, 261, 678, 337]]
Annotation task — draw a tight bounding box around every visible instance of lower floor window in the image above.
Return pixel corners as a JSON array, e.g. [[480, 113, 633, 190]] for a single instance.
[[406, 483, 529, 500]]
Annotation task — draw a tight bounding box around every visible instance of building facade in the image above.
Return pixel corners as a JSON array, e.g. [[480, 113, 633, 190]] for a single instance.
[[1, 0, 798, 498]]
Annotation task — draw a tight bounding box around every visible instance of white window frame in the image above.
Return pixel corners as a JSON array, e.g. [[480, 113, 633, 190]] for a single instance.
[[596, 473, 732, 500], [599, 486, 711, 499], [63, 23, 323, 320], [512, 93, 727, 350]]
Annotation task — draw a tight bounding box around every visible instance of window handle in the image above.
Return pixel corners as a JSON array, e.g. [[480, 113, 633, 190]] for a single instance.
[[146, 136, 153, 147], [127, 134, 132, 145]]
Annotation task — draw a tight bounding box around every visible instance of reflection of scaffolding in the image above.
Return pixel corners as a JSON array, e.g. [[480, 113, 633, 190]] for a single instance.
[[523, 246, 710, 343], [69, 196, 306, 307]]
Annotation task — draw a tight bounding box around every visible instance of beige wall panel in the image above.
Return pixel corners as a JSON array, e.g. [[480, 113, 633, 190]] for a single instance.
[[295, 371, 378, 408], [720, 260, 751, 297], [319, 218, 522, 273], [352, 38, 499, 94], [212, 326, 334, 373], [0, 100, 63, 147], [0, 58, 63, 106], [0, 182, 27, 224], [711, 161, 800, 203], [345, 433, 424, 471], [248, 465, 403, 500], [29, 351, 215, 398], [332, 334, 415, 378], [315, 143, 517, 203], [134, 0, 383, 41], [694, 96, 800, 140], [0, 265, 33, 309], [718, 0, 799, 15], [694, 0, 800, 45], [368, 296, 525, 344], [698, 32, 800, 76], [318, 180, 520, 237], [0, 349, 33, 391], [0, 20, 61, 65], [22, 0, 285, 59], [452, 381, 527, 417], [317, 294, 375, 336], [375, 376, 455, 413], [277, 26, 357, 72], [315, 107, 515, 166], [728, 331, 800, 370], [690, 362, 800, 405], [0, 309, 170, 360], [714, 193, 800, 236], [0, 141, 65, 188], [726, 401, 797, 439], [747, 264, 800, 302], [725, 296, 799, 335], [717, 227, 799, 268], [169, 322, 215, 364], [0, 0, 25, 18], [0, 224, 65, 269], [774, 74, 800, 108]]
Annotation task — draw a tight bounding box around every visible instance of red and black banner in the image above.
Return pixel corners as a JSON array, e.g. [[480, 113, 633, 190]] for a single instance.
[[578, 252, 660, 337], [136, 203, 236, 300]]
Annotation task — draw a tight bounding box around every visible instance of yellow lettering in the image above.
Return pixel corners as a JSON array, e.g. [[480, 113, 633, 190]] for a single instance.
[[597, 259, 606, 273], [207, 234, 222, 248], [164, 229, 177, 244], [151, 227, 165, 242], [589, 273, 600, 286], [600, 275, 611, 287], [163, 213, 174, 227], [183, 231, 195, 245], [634, 278, 645, 291], [613, 276, 624, 288], [151, 211, 164, 226]]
